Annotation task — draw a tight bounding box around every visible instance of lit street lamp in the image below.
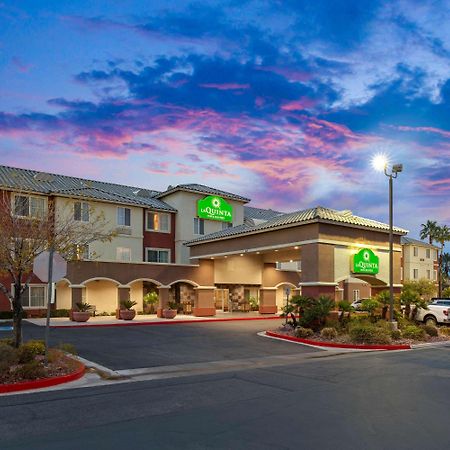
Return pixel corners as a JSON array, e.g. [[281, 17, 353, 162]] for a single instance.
[[373, 154, 403, 329]]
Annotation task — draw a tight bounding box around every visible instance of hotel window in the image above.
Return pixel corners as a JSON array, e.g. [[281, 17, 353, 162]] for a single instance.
[[427, 270, 431, 279], [413, 269, 419, 279], [434, 270, 437, 281], [116, 247, 131, 262], [74, 201, 89, 222], [146, 248, 170, 263], [146, 211, 170, 232], [117, 207, 131, 226], [18, 285, 46, 308], [222, 222, 232, 230], [14, 194, 45, 218], [426, 248, 431, 259], [352, 290, 360, 302], [413, 247, 418, 257], [194, 218, 205, 235]]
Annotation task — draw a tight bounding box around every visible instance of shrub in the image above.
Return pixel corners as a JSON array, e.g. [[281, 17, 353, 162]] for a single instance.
[[391, 329, 402, 340], [320, 327, 337, 340], [421, 325, 438, 337], [361, 298, 380, 322], [57, 343, 77, 355], [0, 337, 15, 347], [13, 360, 46, 380], [120, 299, 138, 310], [17, 340, 46, 363], [295, 327, 314, 338], [349, 324, 392, 344], [402, 325, 426, 341], [0, 343, 18, 373], [50, 309, 70, 318], [439, 327, 450, 336]]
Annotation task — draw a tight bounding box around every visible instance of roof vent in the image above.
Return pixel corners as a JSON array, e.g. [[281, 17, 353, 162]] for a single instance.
[[338, 210, 353, 217], [33, 172, 54, 182]]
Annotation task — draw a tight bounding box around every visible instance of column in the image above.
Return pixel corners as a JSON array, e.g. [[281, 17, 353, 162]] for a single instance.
[[157, 286, 170, 318], [69, 286, 85, 321], [259, 288, 277, 314], [116, 286, 130, 319], [193, 287, 216, 317]]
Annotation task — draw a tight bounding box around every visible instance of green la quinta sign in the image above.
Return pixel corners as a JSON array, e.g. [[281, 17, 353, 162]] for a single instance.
[[197, 195, 233, 222], [352, 248, 379, 275]]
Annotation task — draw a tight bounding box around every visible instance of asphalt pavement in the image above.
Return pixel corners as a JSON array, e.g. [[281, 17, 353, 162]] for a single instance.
[[1, 345, 449, 450]]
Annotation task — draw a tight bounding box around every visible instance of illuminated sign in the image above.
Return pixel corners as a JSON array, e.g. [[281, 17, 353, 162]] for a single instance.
[[197, 196, 232, 222], [352, 248, 379, 275]]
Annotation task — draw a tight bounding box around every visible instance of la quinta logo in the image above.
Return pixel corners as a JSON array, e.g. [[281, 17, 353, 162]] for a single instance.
[[197, 195, 233, 222], [352, 248, 379, 275]]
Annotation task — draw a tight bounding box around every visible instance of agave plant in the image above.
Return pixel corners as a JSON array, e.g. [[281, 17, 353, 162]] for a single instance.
[[120, 299, 137, 311], [75, 302, 92, 312]]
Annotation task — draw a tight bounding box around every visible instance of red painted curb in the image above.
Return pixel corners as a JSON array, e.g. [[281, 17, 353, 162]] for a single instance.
[[0, 360, 85, 394], [265, 331, 411, 350], [50, 315, 284, 329]]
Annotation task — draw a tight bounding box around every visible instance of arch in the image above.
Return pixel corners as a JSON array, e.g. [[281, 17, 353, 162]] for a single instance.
[[335, 275, 387, 286], [56, 278, 71, 286], [168, 279, 199, 287], [81, 277, 121, 286], [274, 281, 298, 289], [126, 278, 163, 288]]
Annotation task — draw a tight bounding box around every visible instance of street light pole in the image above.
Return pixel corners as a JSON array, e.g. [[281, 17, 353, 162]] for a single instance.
[[383, 163, 402, 330]]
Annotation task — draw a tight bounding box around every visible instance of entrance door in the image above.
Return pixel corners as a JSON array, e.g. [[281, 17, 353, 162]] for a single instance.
[[214, 289, 229, 312]]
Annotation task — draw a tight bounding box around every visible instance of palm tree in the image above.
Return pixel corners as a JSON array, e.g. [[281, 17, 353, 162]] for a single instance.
[[435, 225, 450, 296], [441, 252, 450, 279], [420, 220, 438, 244]]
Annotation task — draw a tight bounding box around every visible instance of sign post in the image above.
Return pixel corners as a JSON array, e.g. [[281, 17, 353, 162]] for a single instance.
[[33, 251, 67, 360]]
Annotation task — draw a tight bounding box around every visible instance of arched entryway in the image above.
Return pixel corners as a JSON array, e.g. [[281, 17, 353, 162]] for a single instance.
[[168, 280, 198, 314], [83, 277, 121, 314], [275, 282, 298, 312]]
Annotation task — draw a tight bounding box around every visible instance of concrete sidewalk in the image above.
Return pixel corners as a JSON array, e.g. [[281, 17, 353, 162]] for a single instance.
[[25, 311, 282, 328]]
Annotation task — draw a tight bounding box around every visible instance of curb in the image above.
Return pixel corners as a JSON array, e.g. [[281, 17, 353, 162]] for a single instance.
[[0, 360, 86, 394], [265, 331, 411, 351], [49, 315, 283, 329]]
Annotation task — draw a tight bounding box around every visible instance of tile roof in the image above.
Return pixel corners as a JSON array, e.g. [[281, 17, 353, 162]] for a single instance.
[[156, 183, 250, 203], [401, 236, 439, 248], [186, 206, 408, 245], [0, 165, 176, 211], [244, 206, 285, 221]]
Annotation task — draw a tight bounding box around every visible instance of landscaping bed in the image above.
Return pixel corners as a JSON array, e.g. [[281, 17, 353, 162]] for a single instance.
[[0, 339, 83, 391]]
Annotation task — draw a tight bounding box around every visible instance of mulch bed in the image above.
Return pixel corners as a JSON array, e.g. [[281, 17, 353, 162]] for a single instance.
[[273, 325, 450, 347], [0, 350, 80, 385]]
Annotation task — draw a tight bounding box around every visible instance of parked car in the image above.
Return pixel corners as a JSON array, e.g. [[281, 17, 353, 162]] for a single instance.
[[415, 299, 450, 326], [350, 299, 370, 311]]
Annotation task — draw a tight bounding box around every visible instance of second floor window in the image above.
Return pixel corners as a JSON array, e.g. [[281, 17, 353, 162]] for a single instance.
[[116, 247, 131, 261], [117, 207, 131, 226], [74, 202, 89, 222], [146, 212, 170, 232], [426, 248, 431, 258], [413, 247, 418, 257], [146, 248, 170, 263], [14, 195, 45, 218], [194, 218, 204, 235]]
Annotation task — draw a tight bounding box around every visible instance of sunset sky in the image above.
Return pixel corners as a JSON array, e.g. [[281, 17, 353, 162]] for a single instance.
[[0, 0, 449, 236]]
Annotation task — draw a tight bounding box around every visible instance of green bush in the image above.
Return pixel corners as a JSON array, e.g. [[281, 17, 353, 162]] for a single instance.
[[0, 343, 18, 373], [57, 343, 77, 355], [50, 309, 70, 318], [13, 360, 46, 380], [391, 329, 402, 340], [421, 325, 438, 337], [17, 340, 46, 363], [320, 327, 337, 340], [402, 325, 426, 340], [295, 327, 314, 338], [0, 337, 15, 347], [349, 324, 392, 344]]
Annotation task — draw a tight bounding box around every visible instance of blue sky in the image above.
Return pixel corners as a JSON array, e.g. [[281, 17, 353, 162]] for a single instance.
[[0, 0, 449, 236]]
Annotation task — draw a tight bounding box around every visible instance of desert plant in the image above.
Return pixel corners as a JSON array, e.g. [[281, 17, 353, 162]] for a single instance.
[[120, 299, 137, 310], [442, 287, 450, 298], [361, 298, 380, 322], [402, 325, 426, 340], [167, 301, 178, 310], [17, 340, 46, 363], [0, 342, 18, 373], [57, 343, 77, 355], [421, 324, 438, 337], [439, 327, 450, 336], [375, 290, 390, 320], [143, 291, 158, 313], [13, 360, 46, 380], [248, 296, 259, 311], [349, 323, 392, 344], [320, 327, 337, 340], [390, 329, 402, 340], [337, 300, 352, 323], [295, 327, 314, 338], [75, 302, 92, 312]]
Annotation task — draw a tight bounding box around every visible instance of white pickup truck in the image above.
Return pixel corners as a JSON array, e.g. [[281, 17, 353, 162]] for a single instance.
[[415, 298, 450, 326]]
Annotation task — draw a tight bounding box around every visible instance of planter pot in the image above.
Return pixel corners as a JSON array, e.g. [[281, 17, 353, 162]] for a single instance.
[[119, 309, 136, 320], [163, 309, 177, 319], [72, 311, 90, 322]]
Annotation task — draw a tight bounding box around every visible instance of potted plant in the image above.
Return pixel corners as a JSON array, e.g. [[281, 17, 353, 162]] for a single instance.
[[143, 291, 158, 314], [163, 301, 178, 319], [119, 299, 137, 320], [72, 302, 92, 322]]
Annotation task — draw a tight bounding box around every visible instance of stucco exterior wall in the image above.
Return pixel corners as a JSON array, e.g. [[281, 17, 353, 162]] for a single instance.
[[85, 280, 118, 314], [214, 255, 262, 285]]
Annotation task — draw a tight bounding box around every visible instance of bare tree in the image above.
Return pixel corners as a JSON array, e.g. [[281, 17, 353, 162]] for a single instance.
[[0, 192, 115, 347]]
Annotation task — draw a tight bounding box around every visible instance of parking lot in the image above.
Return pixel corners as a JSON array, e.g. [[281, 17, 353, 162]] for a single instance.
[[4, 319, 320, 370]]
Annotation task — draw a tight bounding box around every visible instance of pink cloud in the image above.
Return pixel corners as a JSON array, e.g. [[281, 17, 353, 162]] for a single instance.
[[199, 83, 250, 90], [392, 125, 450, 139], [281, 98, 316, 111]]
